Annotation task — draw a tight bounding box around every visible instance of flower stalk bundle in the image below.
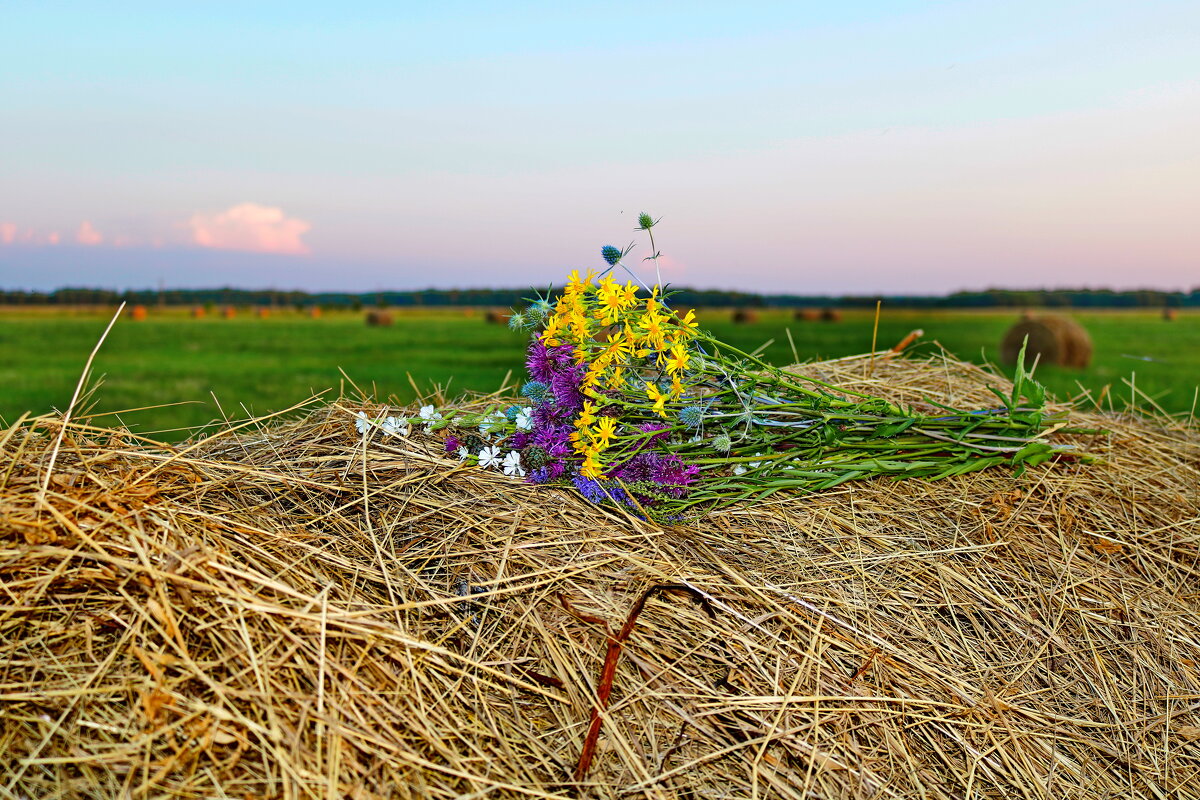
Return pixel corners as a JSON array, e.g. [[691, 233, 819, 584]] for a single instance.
[[372, 217, 1085, 518]]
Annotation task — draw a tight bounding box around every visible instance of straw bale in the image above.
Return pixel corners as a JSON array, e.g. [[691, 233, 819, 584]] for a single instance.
[[190, 306, 205, 319], [3, 354, 1199, 799], [1001, 315, 1093, 368], [366, 310, 394, 326], [129, 305, 148, 321], [820, 307, 842, 322], [794, 308, 821, 322], [486, 309, 513, 325], [220, 305, 237, 319], [732, 308, 759, 324], [1164, 307, 1178, 321]]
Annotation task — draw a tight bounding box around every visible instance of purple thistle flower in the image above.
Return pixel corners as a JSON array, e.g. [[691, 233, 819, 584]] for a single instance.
[[637, 423, 671, 446], [510, 432, 531, 449], [525, 340, 554, 384], [444, 436, 461, 455]]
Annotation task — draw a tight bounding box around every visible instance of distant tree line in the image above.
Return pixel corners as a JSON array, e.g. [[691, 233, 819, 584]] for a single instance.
[[2, 286, 1198, 309]]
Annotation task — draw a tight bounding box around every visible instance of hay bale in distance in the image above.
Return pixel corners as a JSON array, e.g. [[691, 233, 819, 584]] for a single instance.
[[4, 355, 1199, 798], [731, 308, 759, 324], [307, 306, 322, 319], [220, 305, 237, 319], [365, 310, 394, 326], [190, 306, 205, 319], [820, 307, 842, 322], [129, 304, 148, 321], [794, 308, 822, 321], [1001, 315, 1093, 368], [1164, 307, 1178, 321], [484, 308, 511, 325]]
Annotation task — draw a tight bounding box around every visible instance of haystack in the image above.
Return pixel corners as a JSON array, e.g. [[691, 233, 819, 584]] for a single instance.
[[486, 309, 513, 325], [794, 308, 821, 322], [1001, 315, 1093, 368], [732, 308, 759, 324], [820, 307, 842, 322], [3, 354, 1199, 799], [366, 310, 394, 326]]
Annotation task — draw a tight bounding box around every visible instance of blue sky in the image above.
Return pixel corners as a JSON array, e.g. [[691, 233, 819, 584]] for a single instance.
[[1, 1, 1197, 293]]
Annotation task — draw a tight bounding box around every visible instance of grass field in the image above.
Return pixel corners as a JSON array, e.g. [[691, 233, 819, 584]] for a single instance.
[[2, 305, 1197, 438]]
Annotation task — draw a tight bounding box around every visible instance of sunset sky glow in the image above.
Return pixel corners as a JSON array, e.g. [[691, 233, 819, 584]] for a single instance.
[[1, 1, 1197, 294]]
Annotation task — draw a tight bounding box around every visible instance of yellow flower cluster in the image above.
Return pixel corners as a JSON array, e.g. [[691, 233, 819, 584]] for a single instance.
[[538, 270, 702, 477]]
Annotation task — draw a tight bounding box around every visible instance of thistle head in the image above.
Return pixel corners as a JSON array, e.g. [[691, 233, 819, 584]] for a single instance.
[[601, 245, 622, 266], [711, 434, 732, 453], [678, 406, 704, 428], [507, 311, 527, 331], [528, 298, 553, 322], [637, 212, 655, 230], [521, 380, 550, 403]]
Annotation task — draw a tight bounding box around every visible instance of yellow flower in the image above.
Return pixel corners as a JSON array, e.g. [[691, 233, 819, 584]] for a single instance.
[[664, 342, 689, 374], [575, 400, 597, 430], [645, 382, 667, 417], [580, 452, 605, 479], [594, 416, 618, 449], [620, 282, 639, 308], [670, 374, 684, 398], [594, 283, 623, 324], [540, 314, 563, 346], [675, 309, 700, 336], [607, 365, 626, 389]]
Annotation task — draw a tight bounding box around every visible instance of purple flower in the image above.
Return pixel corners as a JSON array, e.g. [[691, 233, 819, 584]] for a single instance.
[[444, 436, 461, 455], [510, 432, 531, 449], [526, 340, 555, 384], [637, 423, 671, 446]]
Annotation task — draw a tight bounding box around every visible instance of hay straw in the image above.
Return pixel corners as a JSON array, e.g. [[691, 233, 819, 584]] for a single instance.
[[2, 354, 1199, 798]]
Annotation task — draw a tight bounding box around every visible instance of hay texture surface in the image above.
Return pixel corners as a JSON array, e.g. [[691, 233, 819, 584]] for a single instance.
[[2, 355, 1199, 799]]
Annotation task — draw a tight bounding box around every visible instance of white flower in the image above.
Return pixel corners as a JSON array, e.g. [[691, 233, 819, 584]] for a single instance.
[[502, 450, 525, 477], [748, 452, 765, 469], [382, 416, 410, 437], [457, 446, 470, 460], [515, 407, 533, 431], [732, 464, 747, 476], [354, 411, 371, 434], [419, 405, 442, 422], [478, 445, 502, 469]]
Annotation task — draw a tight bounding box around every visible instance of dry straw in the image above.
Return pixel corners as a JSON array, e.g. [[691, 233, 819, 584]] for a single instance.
[[2, 354, 1199, 799]]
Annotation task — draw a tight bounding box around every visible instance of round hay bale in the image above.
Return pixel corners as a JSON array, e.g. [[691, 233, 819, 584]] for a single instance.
[[732, 308, 759, 324], [190, 306, 205, 319], [307, 306, 322, 319], [129, 305, 147, 321], [221, 306, 237, 319], [820, 307, 842, 322], [485, 309, 511, 325], [365, 310, 393, 326], [1000, 315, 1092, 368], [255, 307, 270, 319], [1163, 307, 1178, 321], [3, 355, 1199, 798], [794, 308, 821, 322]]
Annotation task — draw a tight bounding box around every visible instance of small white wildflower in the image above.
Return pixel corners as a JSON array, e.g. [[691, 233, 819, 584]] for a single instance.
[[748, 452, 765, 469], [688, 434, 703, 444], [502, 450, 525, 477], [732, 464, 747, 476], [382, 416, 410, 437], [457, 445, 470, 460], [478, 445, 502, 469], [419, 405, 442, 422], [354, 411, 371, 434], [515, 407, 533, 431]]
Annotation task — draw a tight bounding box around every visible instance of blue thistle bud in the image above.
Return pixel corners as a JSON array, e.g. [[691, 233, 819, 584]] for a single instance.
[[504, 405, 520, 422], [507, 311, 527, 331], [521, 381, 550, 403], [678, 406, 704, 428], [529, 299, 553, 322], [711, 434, 731, 453], [637, 212, 655, 230], [601, 245, 622, 266]]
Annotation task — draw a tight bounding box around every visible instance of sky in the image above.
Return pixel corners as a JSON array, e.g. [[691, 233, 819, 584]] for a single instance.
[[1, 1, 1197, 295]]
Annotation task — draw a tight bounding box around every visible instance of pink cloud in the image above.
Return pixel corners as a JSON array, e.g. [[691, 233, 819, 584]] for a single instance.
[[47, 232, 60, 245], [76, 220, 103, 246], [188, 203, 311, 255], [0, 222, 15, 245]]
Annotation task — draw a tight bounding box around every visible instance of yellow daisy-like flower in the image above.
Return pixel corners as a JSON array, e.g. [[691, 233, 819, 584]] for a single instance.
[[580, 450, 605, 479], [645, 382, 667, 417], [675, 309, 700, 336], [664, 342, 690, 374], [594, 416, 618, 449], [607, 364, 626, 389], [670, 373, 684, 398], [575, 400, 597, 430], [619, 282, 639, 309], [594, 284, 623, 325], [540, 314, 563, 346]]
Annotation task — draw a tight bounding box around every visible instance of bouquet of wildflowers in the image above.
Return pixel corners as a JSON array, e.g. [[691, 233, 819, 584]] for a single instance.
[[394, 216, 1080, 518]]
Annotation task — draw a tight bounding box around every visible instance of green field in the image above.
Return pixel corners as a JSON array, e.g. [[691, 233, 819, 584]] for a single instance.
[[2, 306, 1197, 438]]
